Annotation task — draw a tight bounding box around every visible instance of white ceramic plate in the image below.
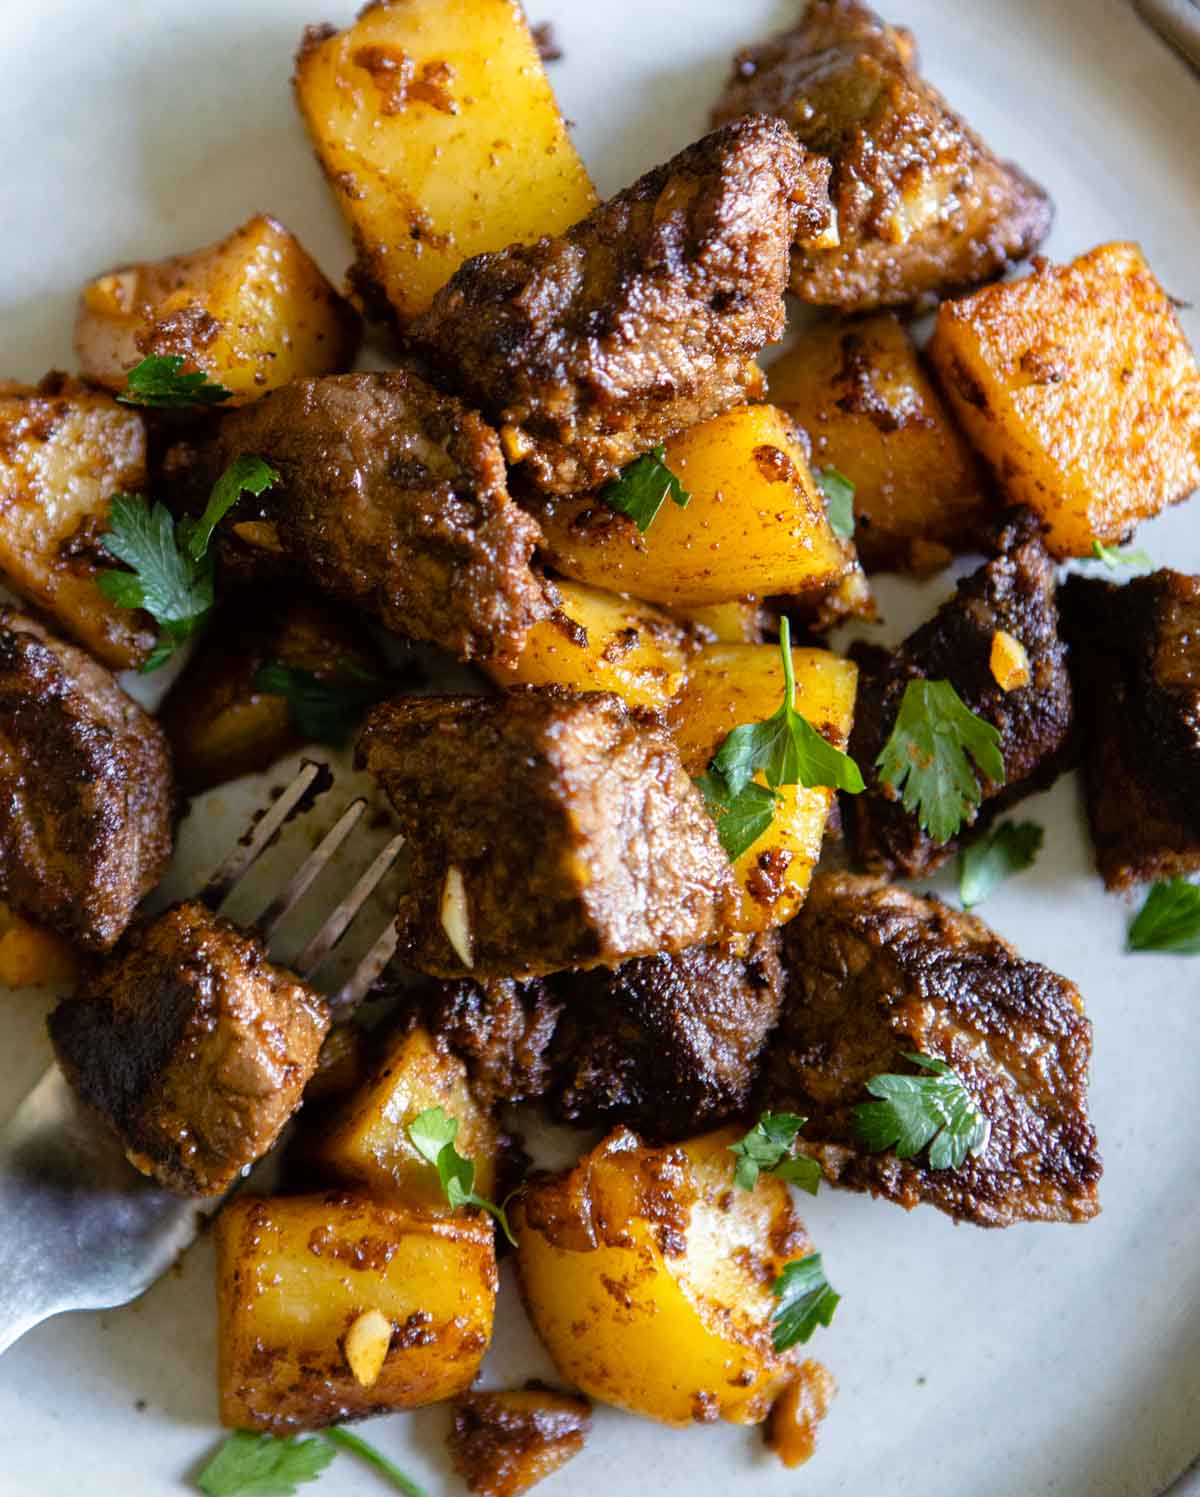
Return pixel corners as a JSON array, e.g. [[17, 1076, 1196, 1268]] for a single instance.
[[2, 2, 1199, 1494]]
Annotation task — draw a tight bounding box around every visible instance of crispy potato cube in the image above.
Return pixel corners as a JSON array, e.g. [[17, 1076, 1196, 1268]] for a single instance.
[[768, 313, 992, 572], [293, 0, 596, 327], [315, 1024, 500, 1212], [513, 1126, 824, 1428], [669, 643, 857, 932], [928, 242, 1200, 557], [537, 404, 849, 606], [158, 593, 386, 794], [217, 1193, 497, 1432], [74, 214, 359, 402], [0, 376, 152, 669], [668, 598, 764, 644], [0, 903, 78, 989], [483, 580, 689, 710]]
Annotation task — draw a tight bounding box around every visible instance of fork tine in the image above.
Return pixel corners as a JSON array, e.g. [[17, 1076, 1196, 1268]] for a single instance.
[[254, 799, 367, 940], [327, 921, 400, 1018], [198, 761, 327, 911], [294, 832, 406, 978]]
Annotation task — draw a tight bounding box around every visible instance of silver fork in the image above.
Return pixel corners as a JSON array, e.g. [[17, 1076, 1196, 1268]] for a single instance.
[[0, 762, 403, 1357]]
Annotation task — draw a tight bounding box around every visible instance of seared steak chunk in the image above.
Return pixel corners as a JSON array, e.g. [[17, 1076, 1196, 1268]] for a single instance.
[[49, 901, 329, 1195], [844, 510, 1070, 877], [1061, 569, 1200, 889], [0, 608, 173, 951], [358, 687, 733, 978], [759, 873, 1101, 1227], [712, 0, 1051, 311], [419, 975, 563, 1109], [410, 116, 831, 496]]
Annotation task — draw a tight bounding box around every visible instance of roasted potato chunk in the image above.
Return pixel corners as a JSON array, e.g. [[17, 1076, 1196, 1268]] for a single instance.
[[928, 242, 1200, 557], [217, 1193, 498, 1432], [537, 404, 849, 607], [670, 642, 857, 932], [74, 214, 359, 402], [315, 1024, 501, 1212], [668, 598, 764, 644], [0, 903, 78, 989], [0, 376, 152, 669], [483, 580, 689, 711], [768, 313, 992, 571], [294, 0, 595, 327], [513, 1126, 829, 1428]]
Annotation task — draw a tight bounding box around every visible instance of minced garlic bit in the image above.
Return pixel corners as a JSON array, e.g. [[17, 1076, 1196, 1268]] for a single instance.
[[344, 1308, 393, 1388], [989, 629, 1031, 691], [440, 865, 474, 968], [500, 423, 534, 463]]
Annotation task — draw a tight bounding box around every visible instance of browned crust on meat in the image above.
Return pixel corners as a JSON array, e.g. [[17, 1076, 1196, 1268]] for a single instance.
[[448, 1384, 591, 1497]]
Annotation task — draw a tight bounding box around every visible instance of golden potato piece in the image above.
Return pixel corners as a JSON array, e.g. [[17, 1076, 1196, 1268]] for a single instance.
[[315, 1024, 500, 1213], [668, 597, 764, 644], [483, 580, 690, 710], [928, 242, 1200, 557], [294, 0, 596, 327], [0, 903, 78, 989], [513, 1126, 823, 1428], [217, 1193, 497, 1432], [537, 404, 849, 606], [0, 376, 153, 669], [669, 643, 857, 932], [74, 214, 359, 402], [768, 312, 992, 571]]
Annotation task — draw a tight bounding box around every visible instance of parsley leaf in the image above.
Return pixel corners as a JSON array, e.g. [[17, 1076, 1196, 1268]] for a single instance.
[[408, 1106, 516, 1245], [197, 1431, 334, 1497], [729, 1111, 821, 1195], [600, 445, 690, 533], [99, 493, 214, 671], [853, 1052, 990, 1170], [875, 678, 1004, 845], [694, 772, 778, 862], [186, 453, 279, 560], [322, 1428, 428, 1497], [958, 820, 1043, 909], [1091, 540, 1153, 570], [771, 1253, 840, 1352], [117, 353, 233, 410], [1128, 878, 1200, 954], [254, 664, 387, 746], [815, 466, 855, 540]]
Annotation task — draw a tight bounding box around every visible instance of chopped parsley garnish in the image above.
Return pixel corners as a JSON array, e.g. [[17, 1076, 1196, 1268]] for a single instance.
[[771, 1253, 840, 1352], [695, 774, 777, 863], [815, 465, 855, 540], [321, 1428, 427, 1497], [875, 678, 1004, 845], [1091, 540, 1153, 570], [600, 445, 690, 533], [729, 1111, 821, 1195], [1127, 878, 1200, 954], [408, 1106, 516, 1245], [197, 1427, 427, 1497], [117, 353, 233, 409], [254, 663, 387, 747], [98, 456, 278, 671], [958, 821, 1043, 909], [853, 1053, 990, 1170]]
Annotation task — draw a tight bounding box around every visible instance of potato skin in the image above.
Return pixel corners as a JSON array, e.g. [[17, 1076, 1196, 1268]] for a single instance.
[[74, 214, 360, 402], [216, 1193, 497, 1433], [294, 0, 595, 327], [928, 241, 1200, 557], [669, 643, 857, 932], [768, 312, 992, 572], [513, 1126, 816, 1427], [537, 404, 850, 606]]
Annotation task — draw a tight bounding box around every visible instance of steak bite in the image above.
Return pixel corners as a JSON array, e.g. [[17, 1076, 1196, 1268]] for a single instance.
[[410, 116, 832, 496], [844, 510, 1071, 877], [49, 901, 329, 1196], [194, 372, 551, 665], [759, 873, 1101, 1227], [358, 687, 734, 978], [1060, 570, 1200, 889], [419, 975, 563, 1109], [712, 0, 1051, 312], [547, 932, 785, 1140], [0, 608, 174, 952]]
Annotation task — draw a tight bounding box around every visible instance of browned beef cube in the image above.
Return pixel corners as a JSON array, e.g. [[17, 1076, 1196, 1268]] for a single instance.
[[758, 873, 1101, 1227], [1060, 569, 1200, 889], [419, 976, 563, 1109], [0, 608, 174, 952], [844, 510, 1071, 877], [49, 901, 329, 1195], [448, 1386, 591, 1497], [410, 117, 832, 497], [712, 0, 1051, 312], [547, 932, 785, 1140], [358, 687, 733, 978]]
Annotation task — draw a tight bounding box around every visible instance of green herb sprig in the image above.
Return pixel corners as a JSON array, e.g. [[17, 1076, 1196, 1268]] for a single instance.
[[117, 353, 233, 410], [408, 1107, 516, 1245], [253, 664, 388, 747], [815, 466, 855, 540], [958, 821, 1043, 909], [197, 1427, 426, 1497], [1091, 540, 1152, 570], [1128, 879, 1200, 954], [771, 1253, 840, 1352], [853, 1053, 989, 1170], [729, 1112, 821, 1195], [600, 445, 690, 533]]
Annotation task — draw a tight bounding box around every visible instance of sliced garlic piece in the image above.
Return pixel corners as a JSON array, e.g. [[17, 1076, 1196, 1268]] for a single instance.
[[989, 629, 1031, 691], [440, 865, 474, 968], [344, 1308, 392, 1388]]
